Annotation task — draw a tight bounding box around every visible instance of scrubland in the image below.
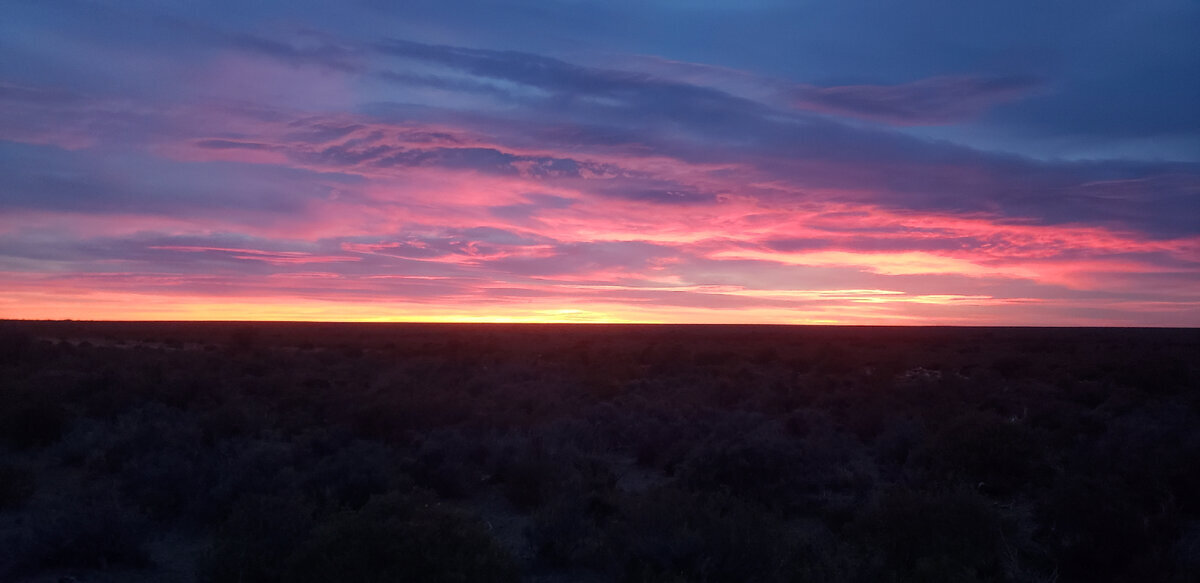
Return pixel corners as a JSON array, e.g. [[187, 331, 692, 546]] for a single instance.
[[1, 322, 1198, 582]]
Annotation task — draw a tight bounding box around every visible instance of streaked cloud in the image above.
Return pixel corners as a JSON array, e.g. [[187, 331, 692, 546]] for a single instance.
[[0, 1, 1196, 324], [790, 75, 1042, 125]]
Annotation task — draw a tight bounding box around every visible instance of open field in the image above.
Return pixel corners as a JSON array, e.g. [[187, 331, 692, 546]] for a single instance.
[[2, 321, 1199, 582]]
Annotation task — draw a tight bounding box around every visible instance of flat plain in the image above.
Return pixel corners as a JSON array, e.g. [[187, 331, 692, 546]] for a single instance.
[[1, 321, 1198, 582]]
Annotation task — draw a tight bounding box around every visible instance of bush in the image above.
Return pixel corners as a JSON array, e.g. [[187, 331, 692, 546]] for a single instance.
[[675, 439, 804, 507], [912, 412, 1048, 497], [498, 457, 563, 511], [0, 462, 35, 510], [1037, 475, 1154, 581], [529, 490, 617, 568], [203, 490, 516, 583], [852, 487, 1010, 583], [296, 439, 403, 512], [282, 491, 517, 583], [602, 487, 793, 583], [0, 328, 33, 365], [0, 486, 150, 578], [0, 389, 68, 450], [201, 493, 315, 583]]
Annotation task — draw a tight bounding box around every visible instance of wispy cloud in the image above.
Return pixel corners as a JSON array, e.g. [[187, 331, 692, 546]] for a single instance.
[[790, 75, 1042, 125], [0, 2, 1197, 324]]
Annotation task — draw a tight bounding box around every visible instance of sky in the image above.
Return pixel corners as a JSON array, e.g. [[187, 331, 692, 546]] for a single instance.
[[1, 0, 1198, 325]]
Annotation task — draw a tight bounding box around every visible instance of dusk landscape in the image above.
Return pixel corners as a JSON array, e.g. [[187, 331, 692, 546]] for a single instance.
[[2, 1, 1199, 582]]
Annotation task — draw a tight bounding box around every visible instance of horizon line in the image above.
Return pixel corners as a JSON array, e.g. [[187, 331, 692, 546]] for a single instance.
[[4, 319, 1197, 330]]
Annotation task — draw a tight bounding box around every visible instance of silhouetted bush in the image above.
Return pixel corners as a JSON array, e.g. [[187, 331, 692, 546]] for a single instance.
[[530, 492, 613, 568], [0, 462, 34, 510], [1038, 475, 1157, 581], [0, 328, 33, 364], [282, 491, 517, 583], [201, 493, 316, 583], [0, 389, 68, 450], [498, 456, 564, 511], [675, 438, 806, 508], [1, 486, 150, 578], [852, 487, 1012, 583], [1175, 522, 1200, 580], [913, 411, 1049, 497], [296, 437, 403, 512], [603, 487, 793, 583]]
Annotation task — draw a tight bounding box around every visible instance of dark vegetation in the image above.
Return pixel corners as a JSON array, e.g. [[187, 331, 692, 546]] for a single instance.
[[1, 321, 1198, 582]]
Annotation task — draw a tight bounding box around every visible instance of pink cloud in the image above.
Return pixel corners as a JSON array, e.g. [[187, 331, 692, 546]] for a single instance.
[[1, 53, 1195, 325], [149, 246, 361, 265]]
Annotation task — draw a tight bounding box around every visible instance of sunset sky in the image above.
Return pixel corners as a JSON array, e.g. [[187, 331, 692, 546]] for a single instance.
[[2, 1, 1198, 325]]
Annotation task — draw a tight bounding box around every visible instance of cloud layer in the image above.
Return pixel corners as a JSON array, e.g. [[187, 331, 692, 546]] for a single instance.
[[1, 1, 1197, 324]]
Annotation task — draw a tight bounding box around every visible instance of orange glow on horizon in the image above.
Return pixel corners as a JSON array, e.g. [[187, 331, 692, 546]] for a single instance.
[[7, 284, 1189, 327]]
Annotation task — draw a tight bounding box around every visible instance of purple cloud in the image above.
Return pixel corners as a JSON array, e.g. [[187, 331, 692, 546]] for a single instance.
[[1, 2, 1197, 324], [791, 75, 1042, 125]]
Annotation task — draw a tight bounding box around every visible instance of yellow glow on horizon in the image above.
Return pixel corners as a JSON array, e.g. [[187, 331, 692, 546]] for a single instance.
[[0, 286, 993, 326]]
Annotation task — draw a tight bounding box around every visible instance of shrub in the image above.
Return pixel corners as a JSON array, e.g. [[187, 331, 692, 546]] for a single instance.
[[912, 411, 1048, 497], [201, 493, 315, 583], [0, 390, 68, 450], [529, 494, 611, 568], [282, 491, 517, 583], [498, 457, 563, 511], [0, 328, 33, 365], [1037, 475, 1154, 581], [675, 439, 803, 506], [1, 486, 150, 578], [296, 439, 403, 511], [852, 487, 1008, 583], [602, 487, 793, 583], [0, 462, 34, 510]]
